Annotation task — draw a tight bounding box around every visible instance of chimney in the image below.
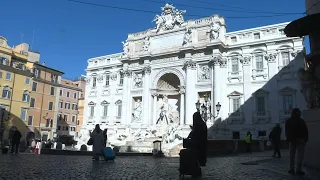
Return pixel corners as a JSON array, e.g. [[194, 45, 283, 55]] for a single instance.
[[42, 61, 46, 66]]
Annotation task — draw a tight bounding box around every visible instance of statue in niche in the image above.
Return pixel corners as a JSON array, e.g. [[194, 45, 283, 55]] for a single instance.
[[133, 73, 143, 88], [157, 95, 169, 125], [182, 28, 192, 45], [142, 36, 150, 52], [198, 65, 211, 81], [208, 22, 221, 41], [132, 99, 143, 123], [122, 40, 129, 56]]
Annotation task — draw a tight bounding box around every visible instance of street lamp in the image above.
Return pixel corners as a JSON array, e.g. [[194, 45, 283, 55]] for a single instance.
[[195, 94, 222, 122]]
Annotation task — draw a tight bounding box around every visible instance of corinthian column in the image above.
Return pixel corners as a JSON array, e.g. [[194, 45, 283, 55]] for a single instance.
[[142, 64, 151, 125], [184, 53, 197, 125], [179, 86, 185, 125], [121, 67, 131, 125], [210, 55, 222, 120]]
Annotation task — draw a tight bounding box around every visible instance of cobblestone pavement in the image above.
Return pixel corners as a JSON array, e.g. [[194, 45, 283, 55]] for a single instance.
[[0, 151, 319, 180]]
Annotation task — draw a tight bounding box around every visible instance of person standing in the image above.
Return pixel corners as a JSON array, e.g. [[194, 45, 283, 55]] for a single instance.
[[102, 129, 108, 147], [285, 108, 308, 176], [11, 128, 22, 154], [91, 124, 104, 161], [269, 124, 282, 158], [192, 112, 208, 167], [245, 131, 252, 153]]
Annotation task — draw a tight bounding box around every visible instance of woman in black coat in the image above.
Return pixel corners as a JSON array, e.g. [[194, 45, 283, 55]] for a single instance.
[[192, 112, 208, 166]]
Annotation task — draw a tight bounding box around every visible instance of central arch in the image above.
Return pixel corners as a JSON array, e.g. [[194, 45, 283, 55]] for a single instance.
[[157, 73, 180, 90], [152, 68, 185, 89]]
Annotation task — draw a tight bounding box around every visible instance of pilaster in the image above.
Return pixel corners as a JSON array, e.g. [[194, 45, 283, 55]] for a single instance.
[[142, 62, 151, 125], [184, 53, 197, 125], [240, 55, 252, 124]]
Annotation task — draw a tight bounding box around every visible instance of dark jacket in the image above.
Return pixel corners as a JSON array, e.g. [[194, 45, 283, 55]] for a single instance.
[[269, 126, 281, 142], [285, 118, 308, 142], [12, 130, 22, 143]]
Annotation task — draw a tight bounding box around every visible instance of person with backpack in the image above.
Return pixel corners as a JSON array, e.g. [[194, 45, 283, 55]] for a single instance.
[[285, 108, 308, 176]]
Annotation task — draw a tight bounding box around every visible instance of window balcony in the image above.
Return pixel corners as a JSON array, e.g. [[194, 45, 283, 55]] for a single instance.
[[253, 111, 270, 124], [227, 71, 242, 82], [100, 116, 109, 124], [252, 68, 268, 80], [227, 112, 245, 124]]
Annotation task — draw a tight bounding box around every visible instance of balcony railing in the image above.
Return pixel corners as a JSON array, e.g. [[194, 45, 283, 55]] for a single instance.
[[253, 111, 270, 124], [227, 112, 244, 124], [252, 68, 268, 80], [228, 71, 242, 82]]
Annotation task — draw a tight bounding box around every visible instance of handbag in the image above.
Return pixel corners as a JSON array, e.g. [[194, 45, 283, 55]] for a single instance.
[[87, 138, 93, 145], [266, 140, 272, 147]]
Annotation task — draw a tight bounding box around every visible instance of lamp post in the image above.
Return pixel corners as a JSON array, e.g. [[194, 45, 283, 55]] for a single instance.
[[195, 94, 221, 122]]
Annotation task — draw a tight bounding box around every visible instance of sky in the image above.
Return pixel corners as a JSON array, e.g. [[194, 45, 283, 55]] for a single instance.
[[0, 0, 308, 79]]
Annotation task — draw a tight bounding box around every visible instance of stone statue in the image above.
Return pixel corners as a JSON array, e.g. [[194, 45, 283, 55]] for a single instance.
[[133, 74, 143, 88], [152, 4, 186, 33], [182, 28, 192, 45], [122, 40, 129, 56], [208, 22, 221, 41], [157, 96, 169, 125], [142, 36, 150, 52], [132, 99, 142, 123], [198, 65, 210, 81], [297, 68, 320, 108]]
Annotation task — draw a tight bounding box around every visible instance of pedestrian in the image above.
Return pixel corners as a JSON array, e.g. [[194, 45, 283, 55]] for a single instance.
[[192, 112, 208, 167], [285, 108, 308, 176], [245, 131, 252, 153], [269, 124, 282, 158], [91, 124, 104, 161], [102, 129, 108, 147], [11, 128, 22, 154]]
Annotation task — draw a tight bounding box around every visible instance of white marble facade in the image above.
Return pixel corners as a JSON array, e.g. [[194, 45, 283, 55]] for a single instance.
[[78, 4, 306, 153]]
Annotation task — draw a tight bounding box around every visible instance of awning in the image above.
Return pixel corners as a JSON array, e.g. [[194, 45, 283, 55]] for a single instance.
[[284, 13, 320, 37]]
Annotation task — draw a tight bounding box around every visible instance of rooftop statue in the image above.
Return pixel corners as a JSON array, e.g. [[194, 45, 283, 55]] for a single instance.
[[152, 4, 186, 33]]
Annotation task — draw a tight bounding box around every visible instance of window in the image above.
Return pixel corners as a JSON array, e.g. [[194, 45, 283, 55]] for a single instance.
[[46, 119, 51, 127], [77, 120, 80, 125], [92, 77, 97, 87], [75, 104, 78, 110], [58, 126, 61, 130], [59, 101, 63, 108], [32, 82, 37, 92], [73, 93, 77, 99], [30, 98, 35, 108], [115, 100, 122, 117], [231, 36, 237, 43], [20, 108, 27, 121], [64, 115, 68, 121], [254, 33, 260, 40], [119, 74, 124, 85], [48, 102, 53, 111], [232, 132, 240, 140], [72, 115, 76, 122], [281, 52, 290, 66], [67, 91, 70, 98], [0, 71, 2, 78], [231, 57, 239, 72], [232, 98, 240, 112], [64, 102, 70, 109], [256, 96, 266, 112], [283, 95, 293, 113], [51, 74, 57, 83], [60, 89, 63, 96], [27, 116, 33, 126], [50, 87, 55, 96], [72, 103, 76, 110], [258, 131, 266, 137], [25, 77, 30, 85], [89, 106, 95, 117], [34, 68, 40, 78], [101, 101, 110, 117], [105, 74, 110, 86], [66, 127, 69, 131], [58, 114, 62, 120], [2, 87, 11, 99], [255, 55, 264, 70], [5, 72, 11, 81], [22, 91, 30, 102]]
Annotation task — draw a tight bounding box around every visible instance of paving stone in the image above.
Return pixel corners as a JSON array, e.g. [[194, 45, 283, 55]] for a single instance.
[[0, 151, 319, 180]]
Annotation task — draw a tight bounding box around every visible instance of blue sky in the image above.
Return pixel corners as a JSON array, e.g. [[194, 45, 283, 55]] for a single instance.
[[0, 0, 307, 79]]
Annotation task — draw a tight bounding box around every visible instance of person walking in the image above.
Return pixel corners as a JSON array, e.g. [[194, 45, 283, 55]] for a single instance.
[[91, 124, 104, 161], [245, 131, 252, 153], [11, 128, 22, 154], [285, 108, 308, 176], [269, 124, 282, 158]]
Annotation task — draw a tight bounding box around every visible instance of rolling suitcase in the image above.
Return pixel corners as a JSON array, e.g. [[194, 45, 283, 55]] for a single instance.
[[102, 147, 115, 161], [179, 148, 201, 179]]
